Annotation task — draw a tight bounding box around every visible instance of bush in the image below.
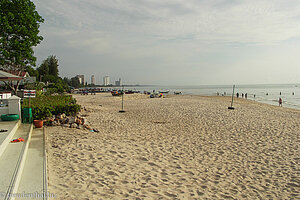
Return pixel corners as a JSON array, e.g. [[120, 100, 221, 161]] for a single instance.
[[22, 95, 81, 120]]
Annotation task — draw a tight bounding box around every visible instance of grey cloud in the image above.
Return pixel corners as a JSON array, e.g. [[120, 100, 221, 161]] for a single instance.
[[32, 0, 300, 85]]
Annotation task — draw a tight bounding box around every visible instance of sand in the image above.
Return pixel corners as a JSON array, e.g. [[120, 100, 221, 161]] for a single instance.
[[46, 93, 300, 199]]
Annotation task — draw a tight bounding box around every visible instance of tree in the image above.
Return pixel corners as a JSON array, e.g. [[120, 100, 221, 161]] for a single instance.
[[48, 55, 59, 77], [0, 0, 44, 93], [37, 55, 59, 82], [37, 60, 49, 81], [71, 77, 81, 88], [25, 65, 39, 78]]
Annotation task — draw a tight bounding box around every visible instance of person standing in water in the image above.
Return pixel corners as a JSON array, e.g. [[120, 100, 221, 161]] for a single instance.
[[279, 97, 283, 107]]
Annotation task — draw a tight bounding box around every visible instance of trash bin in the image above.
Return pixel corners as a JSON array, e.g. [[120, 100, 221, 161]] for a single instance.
[[22, 108, 33, 123]]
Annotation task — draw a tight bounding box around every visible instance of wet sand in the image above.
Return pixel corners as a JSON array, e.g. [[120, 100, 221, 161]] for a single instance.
[[46, 93, 300, 199]]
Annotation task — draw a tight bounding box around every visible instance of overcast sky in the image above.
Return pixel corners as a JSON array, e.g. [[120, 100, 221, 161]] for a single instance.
[[32, 0, 300, 85]]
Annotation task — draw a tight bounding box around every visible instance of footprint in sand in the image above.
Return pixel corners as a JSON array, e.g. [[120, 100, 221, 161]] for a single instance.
[[109, 150, 118, 154], [160, 172, 168, 176], [164, 191, 177, 198], [148, 189, 158, 194], [106, 171, 119, 176], [148, 162, 158, 167], [121, 180, 129, 184], [138, 157, 148, 162]]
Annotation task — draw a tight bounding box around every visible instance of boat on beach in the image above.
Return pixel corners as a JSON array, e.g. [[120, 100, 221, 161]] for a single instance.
[[158, 90, 169, 94], [111, 90, 123, 96], [174, 91, 182, 95]]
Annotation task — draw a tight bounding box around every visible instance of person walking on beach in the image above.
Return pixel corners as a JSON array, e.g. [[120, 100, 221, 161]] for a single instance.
[[279, 97, 282, 107], [245, 93, 247, 99], [236, 93, 239, 98]]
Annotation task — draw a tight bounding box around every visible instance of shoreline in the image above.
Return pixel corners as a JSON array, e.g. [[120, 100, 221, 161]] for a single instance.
[[78, 83, 300, 110], [164, 94, 300, 114], [46, 93, 300, 199], [183, 94, 300, 112]]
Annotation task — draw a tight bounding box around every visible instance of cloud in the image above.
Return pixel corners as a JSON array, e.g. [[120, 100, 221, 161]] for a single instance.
[[32, 0, 300, 84], [35, 0, 300, 44]]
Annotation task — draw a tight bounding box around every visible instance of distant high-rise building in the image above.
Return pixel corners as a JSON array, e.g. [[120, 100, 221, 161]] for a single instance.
[[76, 75, 84, 84], [91, 75, 96, 85], [103, 76, 110, 86], [115, 78, 122, 86]]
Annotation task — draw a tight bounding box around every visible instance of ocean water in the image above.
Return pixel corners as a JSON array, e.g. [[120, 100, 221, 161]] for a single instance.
[[126, 84, 300, 110]]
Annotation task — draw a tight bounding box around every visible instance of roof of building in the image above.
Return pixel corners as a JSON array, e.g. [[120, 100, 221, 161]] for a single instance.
[[0, 70, 23, 81]]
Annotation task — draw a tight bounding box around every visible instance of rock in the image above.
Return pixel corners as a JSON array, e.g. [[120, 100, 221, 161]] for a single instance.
[[70, 123, 77, 128], [51, 121, 57, 126], [60, 118, 66, 124], [62, 124, 69, 127], [69, 117, 75, 124]]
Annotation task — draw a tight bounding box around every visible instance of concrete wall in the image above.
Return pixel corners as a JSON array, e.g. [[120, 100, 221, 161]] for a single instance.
[[0, 96, 21, 119]]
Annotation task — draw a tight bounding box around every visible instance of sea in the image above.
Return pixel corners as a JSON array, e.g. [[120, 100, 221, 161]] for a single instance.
[[124, 84, 300, 110]]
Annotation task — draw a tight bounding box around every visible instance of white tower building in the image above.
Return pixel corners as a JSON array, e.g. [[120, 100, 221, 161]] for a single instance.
[[103, 76, 110, 86], [115, 78, 122, 86], [91, 75, 96, 85]]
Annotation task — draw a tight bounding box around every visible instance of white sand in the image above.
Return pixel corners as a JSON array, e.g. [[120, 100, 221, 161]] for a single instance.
[[46, 93, 300, 199]]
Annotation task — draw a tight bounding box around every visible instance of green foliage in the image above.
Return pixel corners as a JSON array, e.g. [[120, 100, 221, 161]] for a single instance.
[[37, 55, 59, 82], [0, 0, 44, 69], [45, 78, 70, 95], [25, 66, 39, 77], [25, 81, 45, 91], [63, 76, 82, 88], [22, 95, 81, 120], [31, 104, 54, 120], [37, 61, 49, 80], [48, 55, 59, 77], [71, 77, 81, 88]]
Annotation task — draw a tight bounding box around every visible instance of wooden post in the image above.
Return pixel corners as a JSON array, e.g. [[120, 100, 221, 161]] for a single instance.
[[119, 85, 125, 113], [228, 85, 235, 110]]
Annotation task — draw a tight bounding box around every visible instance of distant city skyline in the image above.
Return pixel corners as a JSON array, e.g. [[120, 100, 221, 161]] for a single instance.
[[77, 74, 124, 85], [33, 0, 300, 85]]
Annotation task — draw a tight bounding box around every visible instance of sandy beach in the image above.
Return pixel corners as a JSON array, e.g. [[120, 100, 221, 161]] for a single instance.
[[46, 93, 299, 199]]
